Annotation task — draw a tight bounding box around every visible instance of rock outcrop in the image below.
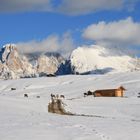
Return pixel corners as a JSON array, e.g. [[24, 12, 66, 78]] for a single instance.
[[37, 54, 64, 76], [0, 44, 69, 79], [48, 96, 73, 115], [0, 44, 35, 79]]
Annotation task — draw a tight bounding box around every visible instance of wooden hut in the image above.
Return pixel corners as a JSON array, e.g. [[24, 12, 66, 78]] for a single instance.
[[94, 86, 126, 97]]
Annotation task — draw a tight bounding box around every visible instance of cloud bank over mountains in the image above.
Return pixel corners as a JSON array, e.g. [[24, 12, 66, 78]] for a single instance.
[[0, 0, 139, 15], [16, 32, 75, 58]]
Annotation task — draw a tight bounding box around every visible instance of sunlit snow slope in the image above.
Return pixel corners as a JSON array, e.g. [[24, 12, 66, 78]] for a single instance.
[[70, 45, 138, 74], [0, 72, 140, 140]]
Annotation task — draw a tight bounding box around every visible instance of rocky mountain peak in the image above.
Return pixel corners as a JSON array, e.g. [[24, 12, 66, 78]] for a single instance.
[[1, 44, 18, 63], [37, 53, 65, 76], [0, 44, 70, 79], [3, 44, 17, 50], [0, 44, 35, 79]]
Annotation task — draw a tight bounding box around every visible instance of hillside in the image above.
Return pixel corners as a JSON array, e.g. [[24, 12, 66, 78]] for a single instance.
[[0, 72, 140, 140]]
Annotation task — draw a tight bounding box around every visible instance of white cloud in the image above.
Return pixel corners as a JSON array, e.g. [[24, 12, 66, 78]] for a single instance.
[[0, 0, 139, 14], [16, 32, 75, 58], [57, 0, 139, 16], [0, 0, 51, 13], [82, 17, 140, 47]]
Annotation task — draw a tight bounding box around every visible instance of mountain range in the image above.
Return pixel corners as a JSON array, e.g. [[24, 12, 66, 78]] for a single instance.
[[0, 44, 139, 79]]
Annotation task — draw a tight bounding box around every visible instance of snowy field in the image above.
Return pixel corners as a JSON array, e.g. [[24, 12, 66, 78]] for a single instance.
[[0, 72, 140, 140]]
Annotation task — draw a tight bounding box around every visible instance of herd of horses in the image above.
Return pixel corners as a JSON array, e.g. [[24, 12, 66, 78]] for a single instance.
[[23, 91, 94, 98], [50, 94, 65, 99], [23, 93, 65, 99], [12, 86, 93, 99]]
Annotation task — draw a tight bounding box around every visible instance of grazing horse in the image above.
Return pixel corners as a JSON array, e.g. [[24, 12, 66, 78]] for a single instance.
[[36, 96, 40, 98], [84, 93, 88, 97], [11, 88, 16, 90], [60, 95, 65, 99], [87, 90, 93, 95], [51, 94, 55, 99], [84, 91, 95, 97], [24, 94, 28, 98]]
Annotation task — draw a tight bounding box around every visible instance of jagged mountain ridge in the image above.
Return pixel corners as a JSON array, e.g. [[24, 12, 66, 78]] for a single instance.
[[0, 44, 67, 79], [0, 44, 139, 79]]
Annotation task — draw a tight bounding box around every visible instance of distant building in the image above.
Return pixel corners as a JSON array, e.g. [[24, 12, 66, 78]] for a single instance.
[[94, 86, 126, 97]]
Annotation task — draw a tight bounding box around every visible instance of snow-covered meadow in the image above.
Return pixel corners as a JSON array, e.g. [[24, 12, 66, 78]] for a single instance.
[[0, 72, 140, 140]]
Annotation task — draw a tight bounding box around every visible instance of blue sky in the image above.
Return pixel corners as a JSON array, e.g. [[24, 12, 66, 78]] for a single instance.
[[0, 0, 140, 55]]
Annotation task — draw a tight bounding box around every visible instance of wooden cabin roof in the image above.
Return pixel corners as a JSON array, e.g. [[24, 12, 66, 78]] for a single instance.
[[94, 86, 126, 92], [118, 86, 126, 90]]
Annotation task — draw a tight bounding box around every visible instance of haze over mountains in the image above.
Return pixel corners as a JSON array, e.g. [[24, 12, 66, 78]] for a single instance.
[[0, 44, 139, 79]]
